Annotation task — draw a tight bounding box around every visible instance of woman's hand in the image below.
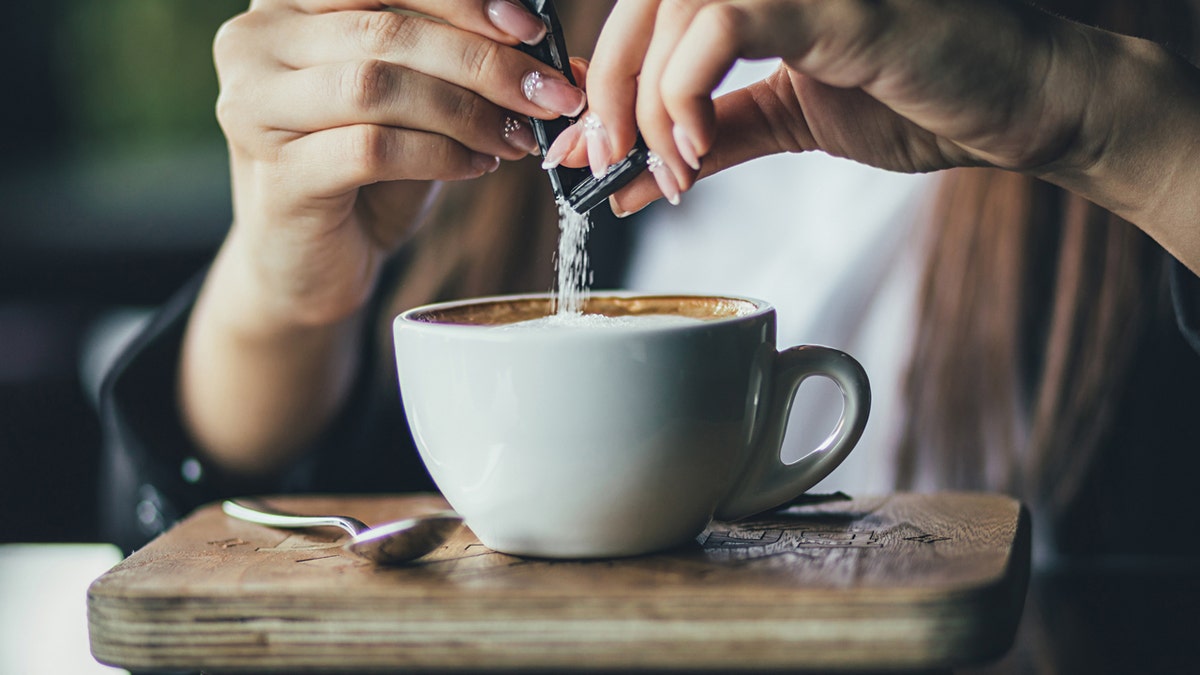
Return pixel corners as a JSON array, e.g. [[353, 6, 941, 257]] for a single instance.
[[214, 0, 586, 326], [553, 0, 1194, 225], [182, 0, 588, 476]]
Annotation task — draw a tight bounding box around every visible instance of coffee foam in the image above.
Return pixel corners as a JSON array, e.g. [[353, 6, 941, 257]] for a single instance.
[[497, 312, 704, 331], [411, 296, 758, 327]]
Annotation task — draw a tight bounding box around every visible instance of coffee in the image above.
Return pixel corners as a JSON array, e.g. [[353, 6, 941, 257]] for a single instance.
[[409, 294, 757, 327], [498, 312, 704, 331]]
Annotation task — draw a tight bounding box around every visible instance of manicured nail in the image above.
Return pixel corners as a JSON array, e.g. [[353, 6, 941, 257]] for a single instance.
[[646, 151, 681, 205], [582, 114, 613, 179], [540, 122, 580, 169], [522, 71, 586, 117], [486, 0, 546, 45], [472, 152, 501, 174], [502, 115, 538, 155], [608, 194, 647, 218], [540, 144, 564, 169], [673, 124, 701, 171]]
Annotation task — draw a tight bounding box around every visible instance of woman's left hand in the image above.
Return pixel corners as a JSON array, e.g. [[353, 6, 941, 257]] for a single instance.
[[549, 0, 1200, 236]]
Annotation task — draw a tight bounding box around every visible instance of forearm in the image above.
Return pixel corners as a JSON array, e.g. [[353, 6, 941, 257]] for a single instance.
[[1043, 25, 1200, 274], [179, 233, 366, 477]]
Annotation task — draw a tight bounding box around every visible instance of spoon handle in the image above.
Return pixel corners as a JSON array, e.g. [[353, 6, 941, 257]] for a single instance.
[[222, 499, 369, 537]]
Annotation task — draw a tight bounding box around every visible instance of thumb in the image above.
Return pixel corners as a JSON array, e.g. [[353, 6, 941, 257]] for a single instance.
[[609, 77, 806, 215], [703, 77, 810, 173]]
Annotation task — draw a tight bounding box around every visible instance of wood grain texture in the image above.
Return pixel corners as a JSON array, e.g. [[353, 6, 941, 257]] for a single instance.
[[88, 492, 1029, 672]]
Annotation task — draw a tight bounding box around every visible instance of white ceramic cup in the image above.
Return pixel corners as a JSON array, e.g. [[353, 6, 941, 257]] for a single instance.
[[393, 293, 870, 558]]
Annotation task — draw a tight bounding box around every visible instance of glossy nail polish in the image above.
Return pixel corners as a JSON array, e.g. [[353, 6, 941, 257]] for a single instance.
[[541, 145, 565, 169], [673, 124, 701, 171], [472, 153, 501, 174], [582, 114, 613, 179], [646, 151, 681, 206], [502, 115, 539, 155], [608, 194, 647, 219], [540, 119, 581, 169], [522, 71, 586, 117], [486, 0, 546, 45]]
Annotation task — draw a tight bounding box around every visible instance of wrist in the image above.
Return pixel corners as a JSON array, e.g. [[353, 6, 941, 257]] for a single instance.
[[1040, 28, 1198, 214], [1039, 27, 1200, 273], [224, 222, 381, 331], [1023, 18, 1115, 185], [180, 232, 368, 476]]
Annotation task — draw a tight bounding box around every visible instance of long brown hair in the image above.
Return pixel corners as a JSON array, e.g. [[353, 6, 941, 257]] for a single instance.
[[897, 1, 1197, 517]]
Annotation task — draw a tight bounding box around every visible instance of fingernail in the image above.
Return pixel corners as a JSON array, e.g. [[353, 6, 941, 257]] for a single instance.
[[646, 151, 681, 206], [522, 71, 586, 117], [486, 0, 546, 45], [541, 137, 567, 169], [673, 124, 701, 171], [502, 115, 538, 155], [582, 114, 613, 178], [540, 120, 580, 169], [608, 194, 647, 218], [472, 153, 501, 174]]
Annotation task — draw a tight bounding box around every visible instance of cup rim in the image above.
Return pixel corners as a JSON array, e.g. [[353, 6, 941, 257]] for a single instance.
[[393, 291, 773, 334]]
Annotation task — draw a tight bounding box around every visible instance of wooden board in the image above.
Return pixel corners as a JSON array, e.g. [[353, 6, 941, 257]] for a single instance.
[[88, 492, 1029, 673]]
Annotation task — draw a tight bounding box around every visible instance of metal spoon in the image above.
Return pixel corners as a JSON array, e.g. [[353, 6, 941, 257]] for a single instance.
[[221, 499, 463, 564]]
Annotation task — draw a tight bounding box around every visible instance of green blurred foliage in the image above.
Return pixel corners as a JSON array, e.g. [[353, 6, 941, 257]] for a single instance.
[[55, 0, 247, 155]]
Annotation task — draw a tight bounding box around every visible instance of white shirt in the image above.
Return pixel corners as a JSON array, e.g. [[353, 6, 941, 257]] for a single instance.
[[623, 60, 936, 494]]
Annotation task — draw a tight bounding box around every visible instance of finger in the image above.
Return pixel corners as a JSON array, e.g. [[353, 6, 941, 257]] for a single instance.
[[540, 118, 586, 170], [608, 81, 797, 215], [607, 171, 658, 217], [279, 0, 547, 46], [635, 0, 716, 190], [272, 11, 585, 119], [254, 61, 539, 159], [282, 124, 501, 199], [213, 9, 287, 85], [585, 0, 660, 164], [657, 1, 755, 162], [617, 67, 960, 214], [569, 57, 589, 89], [564, 56, 618, 179], [529, 59, 595, 171]]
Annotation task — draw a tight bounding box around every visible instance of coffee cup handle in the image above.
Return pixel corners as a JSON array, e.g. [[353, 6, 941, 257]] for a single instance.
[[714, 345, 871, 521]]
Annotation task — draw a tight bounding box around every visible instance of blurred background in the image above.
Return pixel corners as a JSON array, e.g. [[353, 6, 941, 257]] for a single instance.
[[0, 1, 246, 543]]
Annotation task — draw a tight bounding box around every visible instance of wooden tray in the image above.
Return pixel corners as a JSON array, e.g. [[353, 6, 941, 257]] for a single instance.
[[89, 492, 1029, 673]]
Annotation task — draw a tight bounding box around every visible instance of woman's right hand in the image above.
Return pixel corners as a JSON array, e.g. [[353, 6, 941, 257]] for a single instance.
[[182, 0, 587, 476], [211, 0, 587, 327]]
